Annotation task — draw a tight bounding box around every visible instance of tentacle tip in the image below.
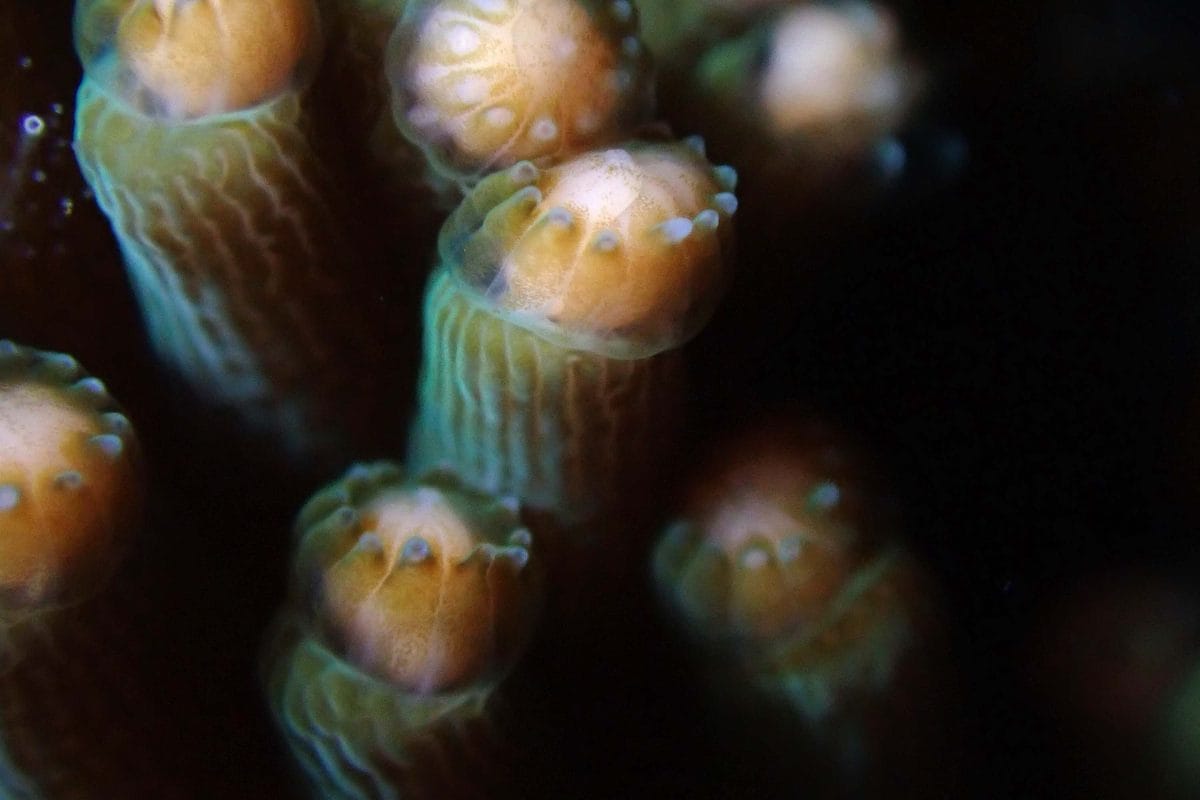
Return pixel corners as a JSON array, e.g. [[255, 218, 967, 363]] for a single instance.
[[400, 535, 433, 564], [54, 470, 84, 490], [0, 484, 21, 511], [88, 433, 124, 459], [713, 191, 739, 216]]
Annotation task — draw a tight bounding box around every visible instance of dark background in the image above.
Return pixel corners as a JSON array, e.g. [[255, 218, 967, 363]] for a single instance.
[[2, 1, 1200, 797]]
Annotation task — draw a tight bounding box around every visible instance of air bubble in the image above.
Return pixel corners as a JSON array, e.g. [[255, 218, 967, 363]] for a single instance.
[[20, 114, 45, 137]]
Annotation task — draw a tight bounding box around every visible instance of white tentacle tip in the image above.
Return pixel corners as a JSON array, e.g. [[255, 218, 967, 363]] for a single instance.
[[683, 135, 706, 156], [0, 484, 21, 511], [71, 377, 107, 397], [354, 532, 385, 555], [611, 0, 633, 22], [713, 192, 739, 216], [400, 536, 433, 565], [0, 340, 17, 357], [509, 161, 539, 184], [508, 528, 533, 548], [545, 206, 574, 228], [593, 230, 620, 252], [693, 209, 720, 231], [88, 434, 124, 459], [659, 217, 694, 244], [713, 165, 738, 191], [100, 412, 132, 436]]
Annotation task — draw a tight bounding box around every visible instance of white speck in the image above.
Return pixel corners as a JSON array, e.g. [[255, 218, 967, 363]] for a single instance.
[[59, 197, 74, 217], [72, 377, 106, 396], [809, 481, 841, 510], [553, 36, 578, 60], [575, 110, 599, 133], [713, 192, 738, 215], [50, 103, 64, 116], [545, 206, 572, 227], [0, 485, 20, 511], [778, 536, 804, 563], [741, 547, 770, 569], [713, 165, 738, 190], [530, 117, 558, 141], [401, 536, 432, 563], [484, 106, 515, 128], [874, 137, 906, 179], [20, 114, 44, 137], [354, 532, 384, 554], [593, 230, 620, 252], [445, 24, 481, 56], [659, 217, 693, 244], [407, 105, 440, 128], [471, 0, 508, 14], [31, 169, 46, 183], [88, 434, 124, 458], [693, 209, 719, 230], [502, 547, 530, 569], [101, 412, 131, 435], [508, 161, 538, 183], [17, 56, 32, 70], [455, 75, 490, 104], [508, 528, 533, 547]]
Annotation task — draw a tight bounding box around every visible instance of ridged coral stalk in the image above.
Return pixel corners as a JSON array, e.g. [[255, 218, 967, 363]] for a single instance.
[[408, 141, 737, 535], [0, 340, 179, 798], [71, 0, 399, 465], [264, 462, 542, 799]]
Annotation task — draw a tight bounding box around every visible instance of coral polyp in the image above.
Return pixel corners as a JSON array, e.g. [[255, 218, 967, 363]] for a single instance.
[[72, 0, 400, 466], [409, 141, 736, 527], [0, 340, 141, 628], [265, 462, 542, 799], [654, 419, 873, 642], [0, 341, 182, 798], [388, 0, 650, 184]]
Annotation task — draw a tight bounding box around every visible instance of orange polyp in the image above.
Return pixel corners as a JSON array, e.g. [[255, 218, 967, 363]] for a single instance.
[[0, 343, 141, 621], [109, 0, 318, 118], [389, 0, 649, 181], [290, 465, 540, 694]]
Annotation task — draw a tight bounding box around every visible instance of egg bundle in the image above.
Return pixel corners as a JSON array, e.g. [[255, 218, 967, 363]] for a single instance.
[[0, 0, 950, 797]]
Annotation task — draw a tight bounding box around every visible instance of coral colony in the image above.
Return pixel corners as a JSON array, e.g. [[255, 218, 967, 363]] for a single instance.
[[0, 0, 1011, 797]]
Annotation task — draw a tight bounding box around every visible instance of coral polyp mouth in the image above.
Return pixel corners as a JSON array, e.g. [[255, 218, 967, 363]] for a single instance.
[[291, 463, 541, 694]]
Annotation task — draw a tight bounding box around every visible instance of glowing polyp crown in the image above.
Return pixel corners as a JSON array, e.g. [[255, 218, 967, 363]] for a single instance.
[[439, 139, 738, 358], [75, 0, 318, 119], [293, 463, 540, 694], [655, 419, 877, 641], [389, 0, 649, 180], [758, 3, 906, 134], [0, 342, 142, 622]]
